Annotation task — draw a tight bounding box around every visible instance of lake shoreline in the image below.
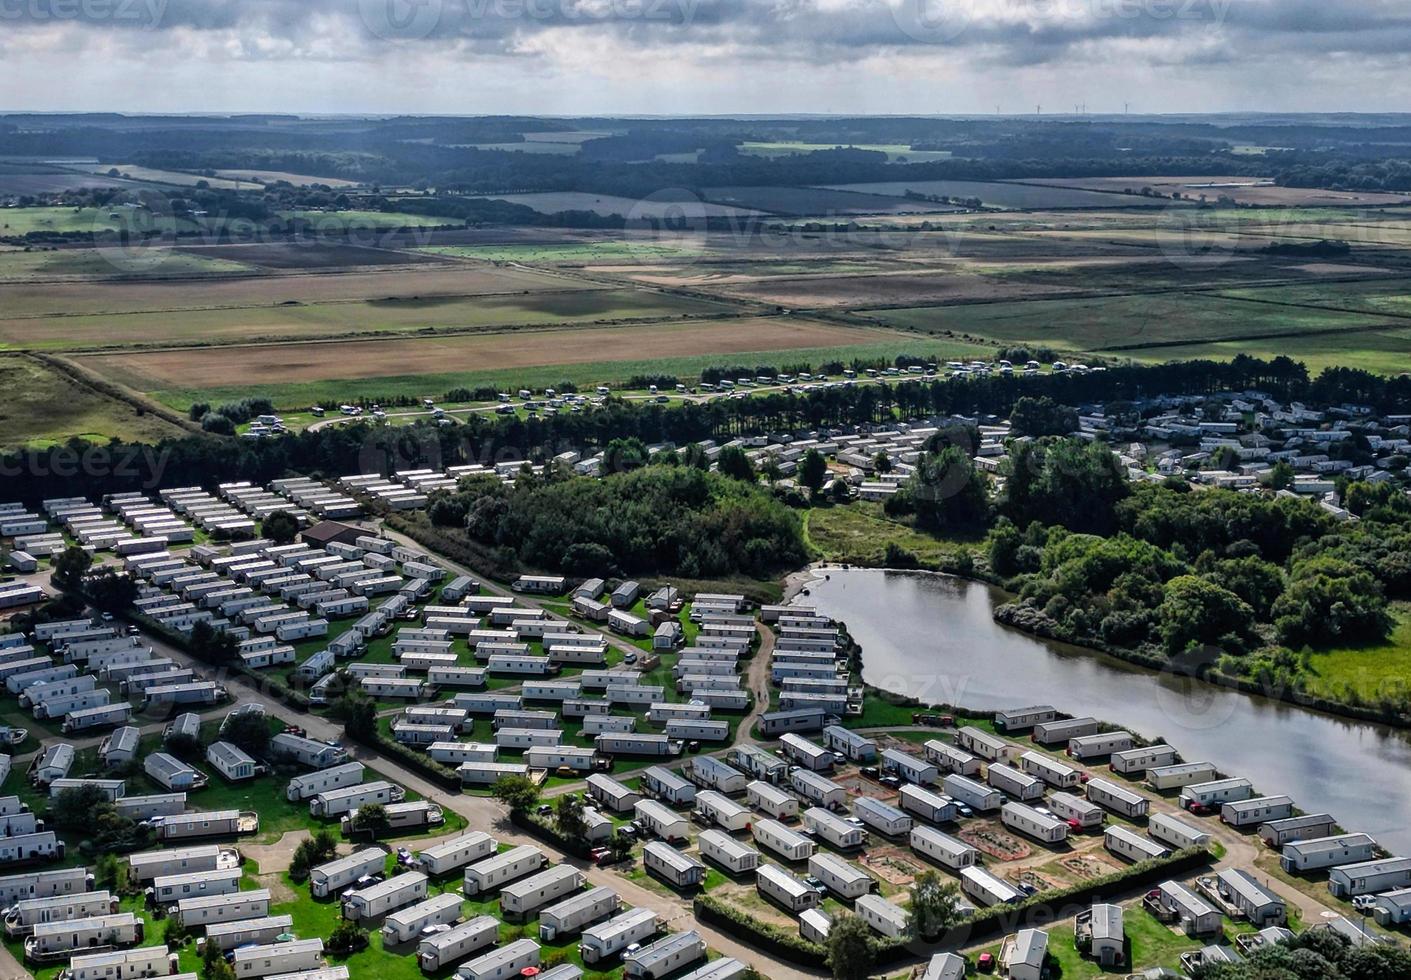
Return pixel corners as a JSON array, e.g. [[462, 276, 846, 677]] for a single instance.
[[790, 560, 1411, 733]]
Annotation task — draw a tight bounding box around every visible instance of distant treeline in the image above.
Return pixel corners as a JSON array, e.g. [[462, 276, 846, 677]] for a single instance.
[[2, 355, 1409, 506]]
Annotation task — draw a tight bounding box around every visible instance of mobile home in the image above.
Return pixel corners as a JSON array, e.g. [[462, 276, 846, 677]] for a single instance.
[[1155, 881, 1222, 936], [309, 781, 404, 817], [1213, 869, 1286, 927], [586, 773, 642, 814], [1110, 744, 1179, 775], [697, 830, 760, 875], [640, 767, 696, 806], [1281, 834, 1377, 874], [803, 807, 866, 849], [756, 863, 819, 912], [959, 866, 1023, 907], [1019, 751, 1081, 789], [1002, 801, 1069, 844], [579, 907, 659, 965], [286, 762, 365, 802], [854, 893, 909, 939], [1260, 814, 1338, 849], [310, 847, 385, 899], [538, 886, 620, 942], [1105, 826, 1169, 863], [752, 818, 815, 861], [1068, 731, 1133, 761], [342, 871, 428, 922], [1222, 795, 1295, 828], [695, 791, 751, 833], [634, 800, 690, 844], [987, 763, 1044, 801], [994, 705, 1056, 733], [808, 852, 873, 900], [417, 915, 498, 971], [880, 748, 938, 786], [1181, 778, 1254, 813], [942, 773, 1002, 812], [231, 938, 325, 978], [1086, 777, 1150, 819], [1328, 857, 1411, 898], [1148, 762, 1220, 792], [623, 930, 706, 980], [746, 780, 797, 821], [416, 832, 498, 877], [463, 845, 546, 897], [381, 892, 462, 944], [852, 796, 913, 837], [955, 726, 1012, 762], [643, 842, 706, 889], [1149, 812, 1212, 851]]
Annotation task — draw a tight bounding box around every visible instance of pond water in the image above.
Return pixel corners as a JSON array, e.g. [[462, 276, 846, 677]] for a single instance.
[[797, 567, 1411, 853]]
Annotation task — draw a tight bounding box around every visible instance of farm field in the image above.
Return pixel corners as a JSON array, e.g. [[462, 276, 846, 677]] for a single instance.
[[71, 162, 251, 189], [1124, 325, 1411, 375], [475, 191, 764, 218], [0, 262, 591, 320], [701, 267, 1085, 308], [215, 168, 363, 187], [1014, 174, 1411, 208], [859, 291, 1403, 354], [0, 247, 256, 281], [419, 241, 704, 264], [820, 179, 1188, 209], [701, 185, 965, 215], [0, 353, 187, 448], [280, 209, 462, 230], [0, 172, 142, 194], [739, 140, 954, 162], [0, 285, 733, 350], [0, 206, 203, 237], [1214, 277, 1411, 317], [175, 241, 449, 269], [81, 318, 978, 408]]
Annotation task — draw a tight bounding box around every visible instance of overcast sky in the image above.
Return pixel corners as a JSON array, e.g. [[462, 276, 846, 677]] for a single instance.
[[3, 0, 1410, 115]]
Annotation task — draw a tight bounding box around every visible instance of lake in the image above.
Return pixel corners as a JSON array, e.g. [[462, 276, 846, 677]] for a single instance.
[[796, 567, 1411, 853]]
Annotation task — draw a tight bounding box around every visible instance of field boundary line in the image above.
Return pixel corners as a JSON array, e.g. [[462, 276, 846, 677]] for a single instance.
[[30, 351, 203, 435]]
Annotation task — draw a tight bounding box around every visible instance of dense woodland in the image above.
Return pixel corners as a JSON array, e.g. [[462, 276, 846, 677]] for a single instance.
[[6, 114, 1411, 218], [1193, 929, 1411, 979]]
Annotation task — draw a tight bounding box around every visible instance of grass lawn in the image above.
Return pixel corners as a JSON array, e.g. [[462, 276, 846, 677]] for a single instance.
[[0, 354, 186, 450], [1301, 602, 1411, 704], [804, 502, 982, 568]]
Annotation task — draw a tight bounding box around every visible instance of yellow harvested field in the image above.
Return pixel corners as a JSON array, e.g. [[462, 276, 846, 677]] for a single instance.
[[81, 317, 889, 390]]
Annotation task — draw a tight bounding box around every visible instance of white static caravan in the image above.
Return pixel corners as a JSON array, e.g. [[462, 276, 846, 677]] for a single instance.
[[587, 773, 642, 815], [1086, 777, 1150, 819], [538, 886, 620, 942], [1148, 762, 1220, 792], [1222, 795, 1295, 829], [597, 733, 679, 758], [955, 726, 1013, 762], [1156, 881, 1222, 936], [1069, 731, 1134, 761], [1002, 802, 1069, 844], [684, 756, 747, 794], [752, 818, 816, 861], [342, 871, 428, 922], [65, 946, 179, 980], [643, 841, 706, 889], [987, 763, 1045, 802], [502, 865, 586, 918], [942, 773, 1003, 812], [746, 780, 797, 821], [157, 810, 258, 841], [696, 791, 751, 833], [823, 725, 877, 763], [309, 780, 404, 817], [1033, 716, 1099, 746], [151, 867, 241, 904], [0, 867, 92, 909], [908, 829, 976, 874], [756, 863, 820, 913], [204, 915, 295, 952], [309, 847, 385, 899], [127, 844, 234, 883], [381, 892, 463, 944], [1148, 812, 1213, 851], [4, 891, 116, 937], [456, 939, 543, 980], [1281, 834, 1377, 874], [779, 733, 834, 772], [641, 766, 696, 807], [176, 889, 273, 929], [804, 807, 866, 849], [0, 831, 60, 863], [231, 938, 325, 979], [1327, 857, 1411, 899], [698, 829, 760, 875], [1020, 751, 1081, 789], [1260, 814, 1338, 849], [286, 762, 365, 802], [463, 845, 546, 897], [458, 762, 530, 787], [579, 907, 660, 965], [920, 952, 967, 980], [809, 852, 873, 900], [790, 769, 846, 809], [1181, 778, 1254, 813], [994, 704, 1057, 733], [1111, 743, 1179, 775], [623, 931, 707, 980], [854, 893, 909, 939], [417, 915, 499, 972], [416, 831, 498, 877], [880, 748, 939, 786], [799, 907, 832, 945], [852, 797, 913, 837], [897, 784, 957, 826], [1214, 869, 1286, 927], [635, 799, 690, 844], [1105, 826, 1169, 863], [959, 866, 1024, 907]]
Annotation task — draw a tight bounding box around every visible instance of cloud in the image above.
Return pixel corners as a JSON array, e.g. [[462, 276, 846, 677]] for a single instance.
[[3, 0, 1411, 111]]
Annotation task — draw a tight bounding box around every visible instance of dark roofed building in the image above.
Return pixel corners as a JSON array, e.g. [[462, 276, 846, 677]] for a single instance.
[[300, 520, 370, 549]]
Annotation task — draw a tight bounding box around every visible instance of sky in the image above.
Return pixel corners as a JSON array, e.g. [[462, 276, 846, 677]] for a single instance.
[[3, 0, 1411, 115]]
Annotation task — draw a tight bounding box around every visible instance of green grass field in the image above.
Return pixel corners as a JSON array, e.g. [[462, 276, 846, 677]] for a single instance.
[[420, 242, 699, 263], [861, 291, 1403, 358], [1303, 602, 1411, 705], [0, 354, 186, 449], [804, 502, 981, 568], [281, 210, 462, 230]]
